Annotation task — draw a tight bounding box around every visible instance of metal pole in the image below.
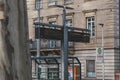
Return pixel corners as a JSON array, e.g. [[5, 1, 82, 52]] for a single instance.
[[72, 58, 74, 80], [36, 0, 41, 57], [101, 24, 104, 80], [36, 0, 41, 79], [61, 6, 69, 80], [55, 5, 73, 80], [99, 24, 104, 80], [80, 62, 82, 80]]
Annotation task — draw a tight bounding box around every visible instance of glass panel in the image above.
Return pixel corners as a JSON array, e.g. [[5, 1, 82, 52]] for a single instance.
[[92, 17, 94, 21], [87, 24, 91, 29], [87, 72, 96, 77], [92, 22, 94, 26], [86, 17, 95, 37], [87, 18, 91, 22], [88, 23, 91, 27]]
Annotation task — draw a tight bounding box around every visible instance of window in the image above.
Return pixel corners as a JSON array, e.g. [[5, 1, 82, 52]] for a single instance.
[[48, 0, 56, 6], [86, 16, 95, 37], [49, 21, 57, 48], [86, 60, 96, 77], [66, 19, 72, 31], [35, 0, 42, 9]]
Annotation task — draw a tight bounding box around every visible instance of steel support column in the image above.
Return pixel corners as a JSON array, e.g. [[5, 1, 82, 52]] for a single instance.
[[61, 6, 69, 80], [36, 0, 41, 79]]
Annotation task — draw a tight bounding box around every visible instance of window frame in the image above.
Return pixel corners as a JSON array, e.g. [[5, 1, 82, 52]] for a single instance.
[[86, 60, 96, 78], [86, 16, 95, 38]]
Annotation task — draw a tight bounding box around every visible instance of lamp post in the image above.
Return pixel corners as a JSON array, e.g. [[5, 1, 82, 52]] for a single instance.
[[99, 23, 104, 80]]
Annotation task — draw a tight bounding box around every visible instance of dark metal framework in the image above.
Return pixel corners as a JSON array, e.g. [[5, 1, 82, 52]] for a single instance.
[[31, 56, 82, 80], [34, 22, 90, 42], [34, 21, 90, 80], [34, 5, 90, 80]]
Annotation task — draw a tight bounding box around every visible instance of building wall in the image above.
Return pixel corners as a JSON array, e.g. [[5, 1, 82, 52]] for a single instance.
[[27, 0, 119, 80], [75, 49, 115, 80], [27, 0, 116, 49]]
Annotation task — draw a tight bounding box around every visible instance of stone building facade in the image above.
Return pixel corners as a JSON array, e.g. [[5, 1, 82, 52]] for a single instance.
[[27, 0, 119, 80]]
